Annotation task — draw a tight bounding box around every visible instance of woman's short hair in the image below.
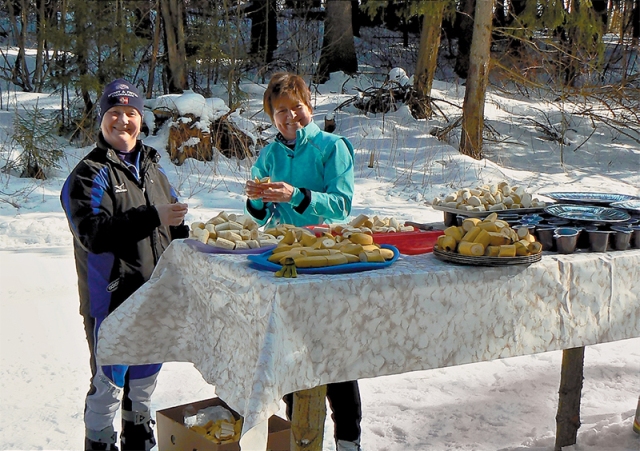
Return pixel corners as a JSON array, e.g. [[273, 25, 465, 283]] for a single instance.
[[263, 73, 312, 120]]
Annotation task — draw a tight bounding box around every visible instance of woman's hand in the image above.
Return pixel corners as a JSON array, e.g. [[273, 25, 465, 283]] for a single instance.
[[246, 179, 294, 203], [245, 180, 264, 200], [156, 202, 188, 226]]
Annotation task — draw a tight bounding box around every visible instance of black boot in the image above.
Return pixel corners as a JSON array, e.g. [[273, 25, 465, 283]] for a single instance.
[[120, 410, 156, 451], [85, 427, 119, 451], [85, 438, 119, 451]]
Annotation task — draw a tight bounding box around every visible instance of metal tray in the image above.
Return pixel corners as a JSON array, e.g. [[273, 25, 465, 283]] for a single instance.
[[610, 199, 640, 213], [541, 192, 638, 206], [432, 246, 542, 266], [544, 204, 630, 223], [432, 204, 546, 218]]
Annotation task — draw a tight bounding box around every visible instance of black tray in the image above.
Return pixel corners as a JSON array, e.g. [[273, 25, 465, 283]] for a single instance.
[[432, 204, 546, 218]]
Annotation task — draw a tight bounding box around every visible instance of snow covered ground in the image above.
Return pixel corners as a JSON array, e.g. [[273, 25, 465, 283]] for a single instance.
[[1, 71, 639, 451]]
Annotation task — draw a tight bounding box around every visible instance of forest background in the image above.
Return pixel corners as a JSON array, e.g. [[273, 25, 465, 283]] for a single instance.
[[0, 0, 639, 185]]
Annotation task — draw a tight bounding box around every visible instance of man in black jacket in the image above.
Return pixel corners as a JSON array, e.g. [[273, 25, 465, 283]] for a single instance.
[[61, 79, 189, 451]]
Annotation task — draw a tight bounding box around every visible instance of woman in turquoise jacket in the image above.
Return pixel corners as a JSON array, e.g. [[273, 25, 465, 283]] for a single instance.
[[245, 76, 354, 229], [245, 73, 362, 451]]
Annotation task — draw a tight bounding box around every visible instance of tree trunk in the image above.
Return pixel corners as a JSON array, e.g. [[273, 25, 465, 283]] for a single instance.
[[592, 0, 608, 30], [351, 0, 361, 37], [314, 0, 358, 84], [7, 0, 33, 92], [505, 0, 527, 52], [454, 0, 476, 78], [633, 0, 640, 45], [34, 0, 46, 91], [554, 347, 585, 451], [249, 0, 277, 66], [147, 0, 162, 99], [413, 1, 446, 117], [460, 0, 493, 160], [159, 0, 188, 93]]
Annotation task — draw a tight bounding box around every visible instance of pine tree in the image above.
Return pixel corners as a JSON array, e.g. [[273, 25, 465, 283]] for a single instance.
[[11, 102, 64, 180]]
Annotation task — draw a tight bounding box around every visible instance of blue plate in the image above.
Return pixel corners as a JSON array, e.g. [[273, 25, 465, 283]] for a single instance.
[[544, 204, 630, 223], [541, 192, 638, 206], [611, 199, 640, 213], [247, 244, 400, 274]]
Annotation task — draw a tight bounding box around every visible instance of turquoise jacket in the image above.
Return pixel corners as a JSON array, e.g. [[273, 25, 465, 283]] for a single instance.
[[245, 121, 355, 228]]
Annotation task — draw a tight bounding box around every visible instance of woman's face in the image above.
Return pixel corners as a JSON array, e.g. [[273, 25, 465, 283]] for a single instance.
[[101, 106, 142, 152], [272, 95, 312, 142]]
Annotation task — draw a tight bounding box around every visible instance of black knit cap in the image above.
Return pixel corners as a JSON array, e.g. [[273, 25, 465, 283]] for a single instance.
[[99, 79, 144, 122]]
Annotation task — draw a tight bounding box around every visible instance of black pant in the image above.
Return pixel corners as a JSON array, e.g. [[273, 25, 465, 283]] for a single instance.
[[283, 380, 361, 442]]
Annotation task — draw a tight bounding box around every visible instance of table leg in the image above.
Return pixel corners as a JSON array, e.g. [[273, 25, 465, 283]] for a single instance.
[[554, 346, 585, 451], [290, 385, 327, 451]]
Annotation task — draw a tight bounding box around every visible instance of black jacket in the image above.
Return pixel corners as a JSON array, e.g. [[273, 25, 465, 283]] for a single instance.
[[61, 134, 188, 319]]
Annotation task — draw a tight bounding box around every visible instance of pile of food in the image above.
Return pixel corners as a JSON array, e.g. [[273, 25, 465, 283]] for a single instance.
[[189, 211, 278, 250], [188, 415, 242, 444], [436, 212, 542, 257], [267, 225, 395, 269], [327, 213, 416, 234], [433, 182, 547, 212]]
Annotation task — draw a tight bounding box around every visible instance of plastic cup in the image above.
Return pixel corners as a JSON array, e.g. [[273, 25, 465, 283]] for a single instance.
[[553, 227, 580, 254], [587, 229, 611, 252], [610, 226, 632, 251], [536, 226, 556, 252]]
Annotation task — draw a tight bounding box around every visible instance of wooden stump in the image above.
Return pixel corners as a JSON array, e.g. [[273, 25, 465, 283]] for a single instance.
[[554, 347, 585, 451], [290, 385, 327, 451]]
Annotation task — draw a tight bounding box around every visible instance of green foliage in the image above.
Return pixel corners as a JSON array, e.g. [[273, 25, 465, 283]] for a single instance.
[[10, 101, 65, 180], [513, 0, 606, 85], [360, 0, 387, 20]]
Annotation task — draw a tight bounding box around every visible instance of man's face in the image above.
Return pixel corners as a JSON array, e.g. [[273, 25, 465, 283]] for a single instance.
[[272, 95, 312, 142], [101, 106, 142, 152]]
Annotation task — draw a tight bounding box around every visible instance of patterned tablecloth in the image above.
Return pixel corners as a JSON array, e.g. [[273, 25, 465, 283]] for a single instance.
[[97, 240, 640, 450]]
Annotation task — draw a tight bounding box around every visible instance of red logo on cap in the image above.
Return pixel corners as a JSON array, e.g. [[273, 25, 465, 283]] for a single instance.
[[118, 96, 129, 105]]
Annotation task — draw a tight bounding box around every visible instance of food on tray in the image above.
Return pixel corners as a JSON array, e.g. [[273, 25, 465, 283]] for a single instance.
[[432, 182, 547, 212], [189, 416, 242, 444], [189, 211, 278, 250], [266, 226, 394, 268], [275, 257, 298, 278], [330, 214, 416, 234], [436, 212, 543, 257]]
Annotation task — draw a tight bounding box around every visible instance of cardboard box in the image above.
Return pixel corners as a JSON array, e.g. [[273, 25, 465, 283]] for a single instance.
[[157, 397, 290, 451]]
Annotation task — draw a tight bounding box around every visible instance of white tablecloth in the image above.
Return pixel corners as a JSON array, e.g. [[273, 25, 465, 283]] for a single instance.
[[97, 240, 640, 450]]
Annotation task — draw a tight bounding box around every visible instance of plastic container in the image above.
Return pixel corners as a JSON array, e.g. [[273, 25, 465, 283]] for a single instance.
[[372, 230, 442, 255], [631, 226, 640, 249], [587, 229, 611, 252], [554, 227, 580, 254], [536, 226, 556, 252], [610, 226, 632, 251]]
